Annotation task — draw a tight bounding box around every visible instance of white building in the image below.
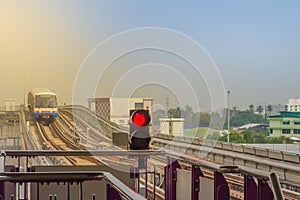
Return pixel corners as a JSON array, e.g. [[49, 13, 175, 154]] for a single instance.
[[159, 118, 184, 135], [286, 98, 300, 112], [87, 97, 153, 127]]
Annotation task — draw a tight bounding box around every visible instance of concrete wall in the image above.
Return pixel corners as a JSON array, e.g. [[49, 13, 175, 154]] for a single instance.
[[159, 118, 184, 135]]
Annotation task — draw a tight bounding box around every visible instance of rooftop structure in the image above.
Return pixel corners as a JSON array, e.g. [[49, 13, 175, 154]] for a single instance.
[[87, 97, 153, 127]]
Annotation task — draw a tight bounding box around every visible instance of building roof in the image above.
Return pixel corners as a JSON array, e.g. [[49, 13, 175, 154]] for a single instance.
[[238, 123, 268, 130], [268, 111, 300, 119]]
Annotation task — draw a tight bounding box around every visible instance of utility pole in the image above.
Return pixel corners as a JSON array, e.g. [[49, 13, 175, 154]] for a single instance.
[[24, 72, 26, 107], [227, 91, 230, 143], [166, 97, 169, 117]]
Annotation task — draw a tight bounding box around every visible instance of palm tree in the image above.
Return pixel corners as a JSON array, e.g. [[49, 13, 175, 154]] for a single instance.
[[249, 104, 254, 113], [257, 105, 263, 114]]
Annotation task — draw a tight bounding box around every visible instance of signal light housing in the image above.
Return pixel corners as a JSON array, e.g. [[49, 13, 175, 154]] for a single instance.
[[129, 109, 151, 150]]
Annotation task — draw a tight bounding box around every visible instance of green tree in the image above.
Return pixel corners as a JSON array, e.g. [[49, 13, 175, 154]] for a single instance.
[[232, 106, 239, 115], [267, 104, 273, 112], [256, 105, 264, 114], [152, 109, 166, 125], [182, 105, 195, 128], [249, 104, 254, 113], [228, 111, 268, 127], [167, 107, 182, 118], [199, 113, 211, 127]]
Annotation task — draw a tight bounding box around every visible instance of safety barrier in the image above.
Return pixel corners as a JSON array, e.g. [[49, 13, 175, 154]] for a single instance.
[[0, 150, 286, 200]]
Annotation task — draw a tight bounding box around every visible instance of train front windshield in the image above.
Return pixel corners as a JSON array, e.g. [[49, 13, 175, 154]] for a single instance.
[[35, 95, 57, 108]]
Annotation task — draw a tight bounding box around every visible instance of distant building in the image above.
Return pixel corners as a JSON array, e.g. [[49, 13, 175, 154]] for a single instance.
[[87, 97, 153, 127], [265, 104, 286, 117], [268, 111, 300, 138], [159, 118, 184, 135], [286, 98, 300, 111]]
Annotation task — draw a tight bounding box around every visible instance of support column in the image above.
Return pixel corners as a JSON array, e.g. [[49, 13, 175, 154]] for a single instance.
[[164, 158, 181, 200], [191, 165, 204, 200], [258, 179, 274, 200], [106, 184, 122, 200], [0, 181, 4, 200], [244, 175, 257, 200], [214, 172, 229, 200]]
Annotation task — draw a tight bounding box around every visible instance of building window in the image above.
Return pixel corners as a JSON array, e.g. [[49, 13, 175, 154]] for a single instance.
[[135, 103, 143, 109], [294, 129, 300, 134], [282, 129, 291, 134], [294, 121, 300, 125], [270, 129, 273, 134], [282, 120, 290, 125]]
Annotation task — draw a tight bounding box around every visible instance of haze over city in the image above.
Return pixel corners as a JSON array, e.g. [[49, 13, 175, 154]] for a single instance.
[[1, 1, 300, 111]]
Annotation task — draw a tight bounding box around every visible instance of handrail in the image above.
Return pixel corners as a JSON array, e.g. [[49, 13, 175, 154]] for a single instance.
[[0, 149, 286, 199], [1, 149, 165, 157], [0, 171, 146, 200]]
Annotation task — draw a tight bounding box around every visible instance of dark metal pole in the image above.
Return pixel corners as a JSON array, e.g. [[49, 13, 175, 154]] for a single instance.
[[37, 183, 39, 200], [67, 182, 70, 200], [80, 182, 83, 200], [153, 165, 156, 200]]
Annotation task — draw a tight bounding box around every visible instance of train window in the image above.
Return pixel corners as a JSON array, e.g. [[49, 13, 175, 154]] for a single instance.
[[36, 95, 57, 108], [135, 103, 143, 109]]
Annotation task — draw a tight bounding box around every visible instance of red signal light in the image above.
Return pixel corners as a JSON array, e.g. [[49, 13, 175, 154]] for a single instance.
[[129, 109, 151, 150], [133, 113, 147, 126], [130, 109, 150, 127]]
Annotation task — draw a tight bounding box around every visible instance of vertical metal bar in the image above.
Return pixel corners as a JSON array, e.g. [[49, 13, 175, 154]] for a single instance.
[[16, 156, 21, 199], [80, 182, 83, 200], [164, 162, 168, 200], [153, 165, 156, 200], [145, 160, 148, 199], [145, 170, 148, 198], [0, 181, 5, 200], [37, 183, 39, 200], [191, 165, 204, 200], [24, 156, 29, 199], [214, 172, 229, 200], [67, 182, 70, 200], [258, 179, 274, 200], [244, 175, 257, 200], [17, 157, 20, 200], [137, 168, 140, 194]]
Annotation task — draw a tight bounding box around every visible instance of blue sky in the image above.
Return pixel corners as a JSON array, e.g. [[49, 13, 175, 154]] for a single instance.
[[0, 1, 300, 110]]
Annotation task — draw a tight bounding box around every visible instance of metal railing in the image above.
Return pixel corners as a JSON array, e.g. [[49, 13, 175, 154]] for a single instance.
[[0, 149, 286, 200]]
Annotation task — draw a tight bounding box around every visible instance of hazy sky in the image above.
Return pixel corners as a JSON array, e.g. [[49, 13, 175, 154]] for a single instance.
[[1, 1, 300, 111]]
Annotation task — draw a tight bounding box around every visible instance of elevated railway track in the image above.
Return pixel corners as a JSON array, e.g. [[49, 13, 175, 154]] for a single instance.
[[20, 106, 300, 199]]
